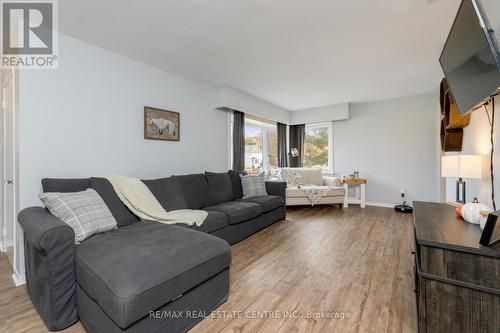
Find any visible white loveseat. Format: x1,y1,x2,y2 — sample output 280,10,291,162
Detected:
271,168,345,207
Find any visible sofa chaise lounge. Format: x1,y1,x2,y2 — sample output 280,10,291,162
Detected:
18,171,286,333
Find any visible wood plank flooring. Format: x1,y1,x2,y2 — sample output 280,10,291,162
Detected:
0,205,417,333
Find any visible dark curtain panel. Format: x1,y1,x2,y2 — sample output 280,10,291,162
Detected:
277,122,288,167
289,124,305,167
232,111,245,171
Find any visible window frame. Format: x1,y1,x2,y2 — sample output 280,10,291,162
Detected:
244,117,277,173
229,113,277,173
304,121,333,173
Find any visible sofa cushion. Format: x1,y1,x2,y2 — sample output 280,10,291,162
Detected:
286,186,345,198
90,177,139,227
41,178,90,193
204,201,262,225
75,221,231,329
177,210,228,233
205,172,233,204
142,177,188,211
295,168,323,185
228,170,246,200
172,174,215,209
238,195,284,213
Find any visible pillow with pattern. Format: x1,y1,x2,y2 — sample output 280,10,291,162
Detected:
280,169,305,187
39,188,117,244
239,172,268,198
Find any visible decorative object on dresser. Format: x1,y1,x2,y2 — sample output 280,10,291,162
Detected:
144,106,180,141
441,154,482,203
480,210,500,246
460,198,491,225
412,202,500,333
448,200,492,229
341,177,366,208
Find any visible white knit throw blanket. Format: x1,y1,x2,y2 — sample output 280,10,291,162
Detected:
105,175,207,226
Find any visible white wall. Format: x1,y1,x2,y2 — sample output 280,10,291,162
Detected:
289,103,349,125
18,34,229,209
334,93,441,206
214,86,290,124
482,0,500,34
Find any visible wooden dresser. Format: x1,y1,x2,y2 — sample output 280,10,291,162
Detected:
412,202,500,333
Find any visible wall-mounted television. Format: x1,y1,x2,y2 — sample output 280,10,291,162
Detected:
440,0,500,116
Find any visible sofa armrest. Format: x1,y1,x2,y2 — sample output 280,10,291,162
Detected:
323,176,342,187
19,207,74,251
18,207,78,330
265,181,287,205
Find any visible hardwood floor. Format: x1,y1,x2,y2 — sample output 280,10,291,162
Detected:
0,206,417,333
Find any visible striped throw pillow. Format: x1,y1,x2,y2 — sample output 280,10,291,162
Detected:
39,189,117,244
240,172,267,199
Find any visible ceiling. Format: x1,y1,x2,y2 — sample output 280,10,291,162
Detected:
59,0,461,110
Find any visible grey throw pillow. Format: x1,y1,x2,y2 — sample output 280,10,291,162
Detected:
240,172,267,199
39,188,117,244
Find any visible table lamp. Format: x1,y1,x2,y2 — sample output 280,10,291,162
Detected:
442,155,482,203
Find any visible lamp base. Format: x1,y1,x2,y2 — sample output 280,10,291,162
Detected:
456,178,466,203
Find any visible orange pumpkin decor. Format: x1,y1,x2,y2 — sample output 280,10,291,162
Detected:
448,201,464,219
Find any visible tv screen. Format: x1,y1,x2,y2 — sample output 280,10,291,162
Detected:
440,0,500,115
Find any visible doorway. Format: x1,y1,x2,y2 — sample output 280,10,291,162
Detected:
2,69,18,273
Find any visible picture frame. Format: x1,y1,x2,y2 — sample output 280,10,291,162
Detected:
144,106,180,141
480,211,500,246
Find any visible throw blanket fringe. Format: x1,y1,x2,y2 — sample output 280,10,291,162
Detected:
105,175,207,226
300,185,333,206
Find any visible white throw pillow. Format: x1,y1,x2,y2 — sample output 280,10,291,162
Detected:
280,168,305,187
240,172,268,198
39,189,117,244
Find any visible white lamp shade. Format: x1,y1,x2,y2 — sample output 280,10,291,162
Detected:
441,155,482,179
442,155,459,177
459,155,482,179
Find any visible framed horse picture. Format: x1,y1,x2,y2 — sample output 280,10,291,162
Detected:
144,106,180,141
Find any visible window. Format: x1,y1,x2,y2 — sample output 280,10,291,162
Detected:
244,118,277,174
303,122,332,171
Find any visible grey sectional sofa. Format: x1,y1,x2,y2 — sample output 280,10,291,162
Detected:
18,171,286,333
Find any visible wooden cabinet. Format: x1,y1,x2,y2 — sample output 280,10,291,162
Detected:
413,202,500,333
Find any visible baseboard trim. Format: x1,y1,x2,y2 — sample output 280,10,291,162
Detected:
12,271,26,287
365,202,397,208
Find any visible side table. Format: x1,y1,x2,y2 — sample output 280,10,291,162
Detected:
341,178,366,208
